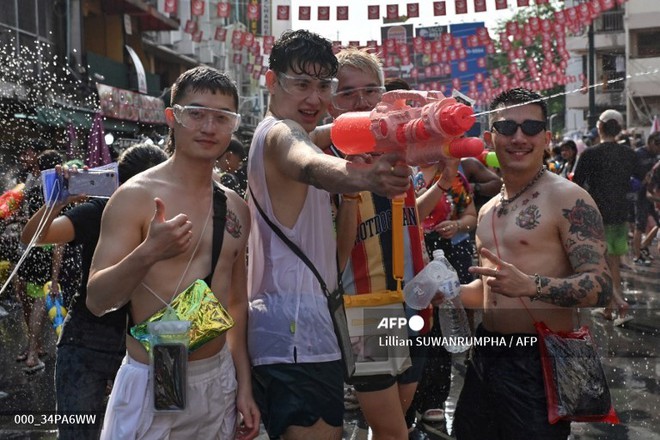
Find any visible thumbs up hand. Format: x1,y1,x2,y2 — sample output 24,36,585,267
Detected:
146,198,194,261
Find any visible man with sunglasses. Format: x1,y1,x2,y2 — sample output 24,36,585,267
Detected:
439,88,613,439
87,66,260,439
247,30,410,440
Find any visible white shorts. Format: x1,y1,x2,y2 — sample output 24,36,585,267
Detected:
100,344,237,440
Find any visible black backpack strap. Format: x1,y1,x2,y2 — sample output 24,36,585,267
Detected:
208,183,227,285
248,186,332,296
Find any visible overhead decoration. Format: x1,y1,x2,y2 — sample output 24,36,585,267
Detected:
217,2,230,18
160,0,629,88
337,6,349,20
299,6,311,20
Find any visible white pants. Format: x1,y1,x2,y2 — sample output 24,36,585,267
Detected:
100,345,237,440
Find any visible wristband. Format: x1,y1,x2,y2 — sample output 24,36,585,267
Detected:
437,180,451,192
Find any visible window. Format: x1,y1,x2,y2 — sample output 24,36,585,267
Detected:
636,30,660,58
0,1,17,27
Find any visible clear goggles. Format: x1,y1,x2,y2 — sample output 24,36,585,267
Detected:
172,104,241,133
276,72,338,99
331,86,386,110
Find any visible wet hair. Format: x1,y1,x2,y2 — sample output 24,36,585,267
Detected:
117,142,168,184
336,48,383,86
560,140,577,155
489,88,548,125
599,119,622,138
166,66,239,154
384,77,411,91
222,137,246,160
37,150,63,171
269,29,338,79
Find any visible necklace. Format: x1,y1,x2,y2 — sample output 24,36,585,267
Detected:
497,166,546,217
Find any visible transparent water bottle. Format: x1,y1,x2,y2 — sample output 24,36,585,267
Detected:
431,250,471,353
404,249,461,309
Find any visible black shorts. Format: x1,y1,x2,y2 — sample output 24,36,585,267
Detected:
252,361,344,439
453,325,571,440
351,338,427,393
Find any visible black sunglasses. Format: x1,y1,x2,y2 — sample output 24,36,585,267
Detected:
491,120,546,136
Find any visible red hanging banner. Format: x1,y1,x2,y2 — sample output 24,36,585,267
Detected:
368,5,380,19
455,0,468,14
407,3,420,18
243,32,255,47
386,4,399,19
299,6,310,20
247,4,260,20
433,2,447,16
337,6,349,20
164,0,177,14
474,0,487,13
214,27,227,41
217,2,230,18
517,0,530,6
184,19,197,34
600,0,616,11
495,0,508,9
191,0,205,16
277,5,289,20
231,30,244,45
318,6,330,20
192,30,203,43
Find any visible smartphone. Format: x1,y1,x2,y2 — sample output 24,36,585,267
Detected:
152,343,187,411
67,169,118,198
41,169,67,204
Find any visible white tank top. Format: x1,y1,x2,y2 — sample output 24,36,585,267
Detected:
247,116,340,365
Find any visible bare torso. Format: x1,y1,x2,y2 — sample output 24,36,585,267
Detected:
476,172,577,334
104,165,248,364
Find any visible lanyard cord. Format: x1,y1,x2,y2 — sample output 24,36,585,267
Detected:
142,189,213,309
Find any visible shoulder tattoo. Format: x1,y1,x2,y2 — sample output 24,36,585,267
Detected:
225,209,242,239
562,199,604,241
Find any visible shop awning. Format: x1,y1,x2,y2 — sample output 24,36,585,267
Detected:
35,107,140,133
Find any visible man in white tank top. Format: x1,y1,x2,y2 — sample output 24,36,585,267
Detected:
247,30,411,440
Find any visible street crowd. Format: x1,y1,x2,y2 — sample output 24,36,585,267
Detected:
0,29,658,440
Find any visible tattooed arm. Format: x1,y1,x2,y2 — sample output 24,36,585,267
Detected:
533,197,613,307
265,120,410,198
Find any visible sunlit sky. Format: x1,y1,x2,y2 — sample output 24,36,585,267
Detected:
288,0,530,44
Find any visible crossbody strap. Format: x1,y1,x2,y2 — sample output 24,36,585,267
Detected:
249,186,334,297
209,182,227,284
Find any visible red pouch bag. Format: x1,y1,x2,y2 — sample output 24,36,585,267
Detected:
535,321,619,424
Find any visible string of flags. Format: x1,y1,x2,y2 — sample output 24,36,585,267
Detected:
161,0,628,102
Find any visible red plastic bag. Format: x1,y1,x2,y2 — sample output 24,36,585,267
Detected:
535,321,619,424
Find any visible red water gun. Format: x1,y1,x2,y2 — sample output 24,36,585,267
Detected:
330,90,484,165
